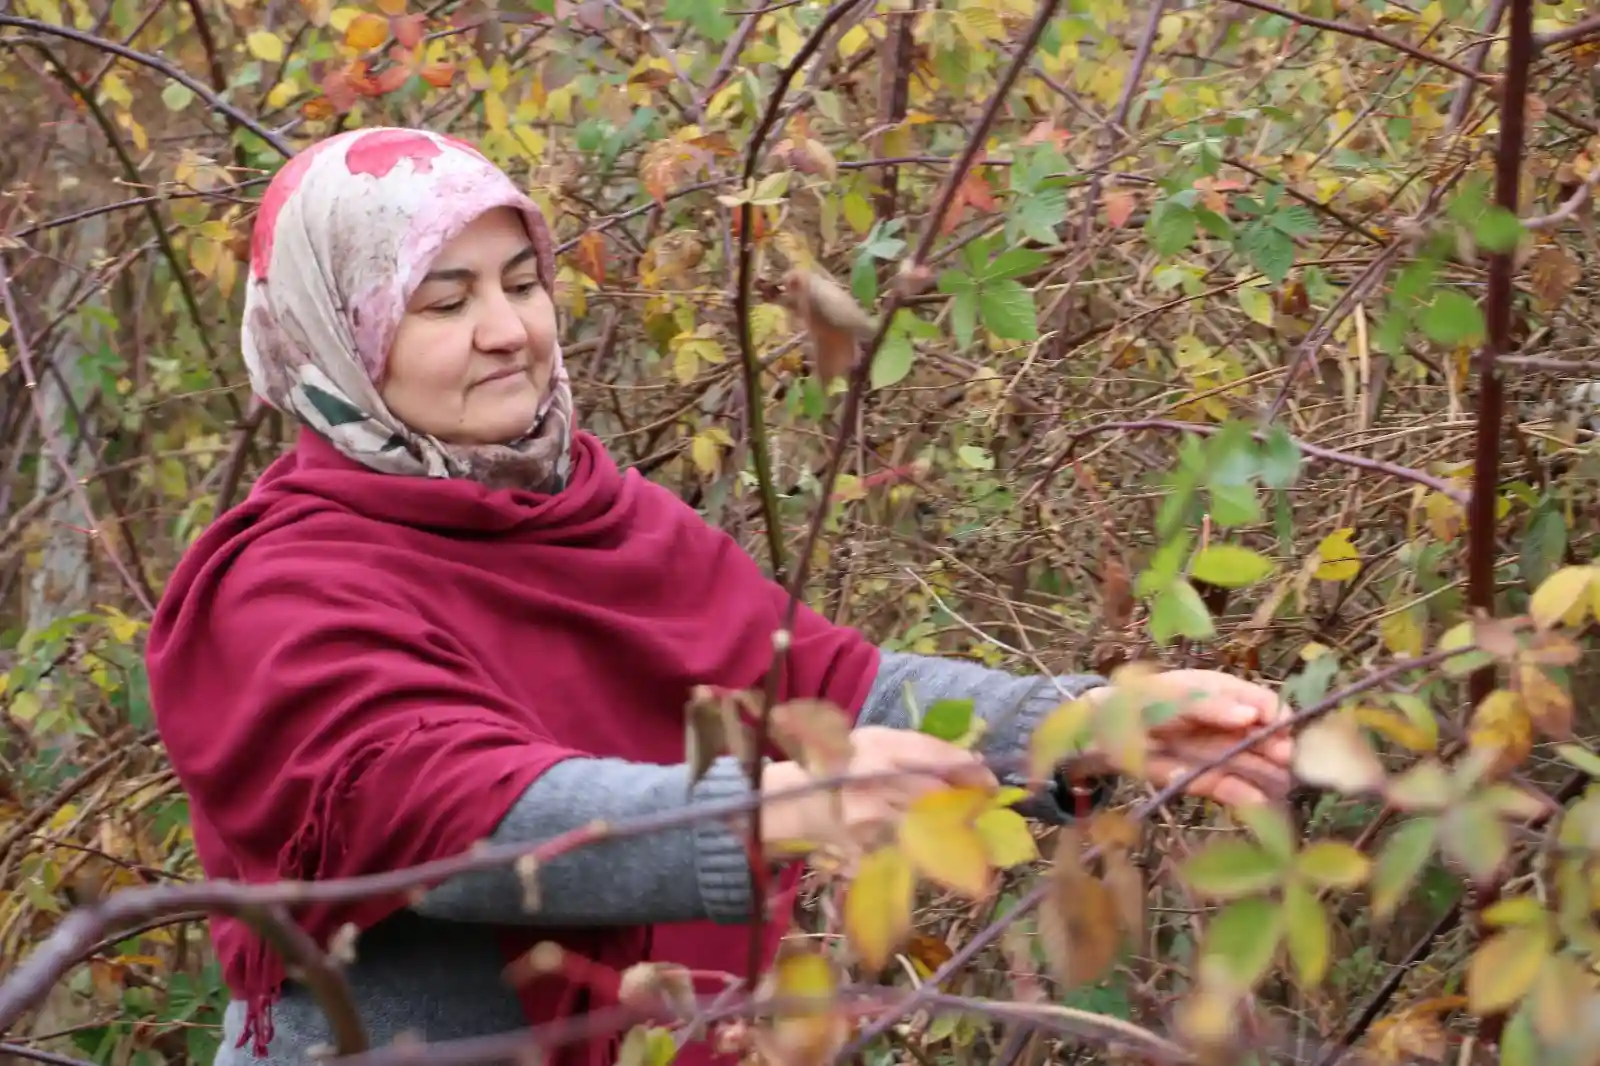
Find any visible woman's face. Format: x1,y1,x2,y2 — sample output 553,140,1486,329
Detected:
381,206,557,446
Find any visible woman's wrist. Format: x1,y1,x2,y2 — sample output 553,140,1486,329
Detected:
757,760,818,856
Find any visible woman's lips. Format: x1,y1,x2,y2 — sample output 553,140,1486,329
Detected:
476,366,526,387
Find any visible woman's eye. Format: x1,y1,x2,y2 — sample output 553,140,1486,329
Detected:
508,280,540,297
429,300,466,315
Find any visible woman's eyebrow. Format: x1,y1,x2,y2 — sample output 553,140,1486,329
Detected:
420,245,539,285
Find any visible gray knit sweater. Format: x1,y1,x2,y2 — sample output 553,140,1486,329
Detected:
214,651,1105,1064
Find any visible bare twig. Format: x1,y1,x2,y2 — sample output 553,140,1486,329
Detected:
1022,418,1470,506
0,256,153,615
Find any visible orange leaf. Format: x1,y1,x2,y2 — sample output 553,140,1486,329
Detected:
638,141,681,205
345,12,389,50
301,95,337,120
419,62,455,88
573,230,607,285
375,0,407,12
1105,191,1137,228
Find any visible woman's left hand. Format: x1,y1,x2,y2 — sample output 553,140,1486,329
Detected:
1082,668,1296,807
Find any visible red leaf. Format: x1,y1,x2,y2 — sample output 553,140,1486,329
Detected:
391,13,426,48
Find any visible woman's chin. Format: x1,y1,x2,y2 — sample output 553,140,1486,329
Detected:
460,394,546,445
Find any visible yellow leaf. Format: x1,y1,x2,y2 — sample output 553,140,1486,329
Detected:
1469,688,1533,776
10,689,40,725
974,808,1038,868
899,787,992,897
1237,285,1274,327
1378,609,1424,657
100,72,132,108
1027,696,1094,780
266,79,299,110
1351,706,1435,753
344,11,388,50
246,30,285,62
1466,923,1551,1015
843,845,914,972
758,947,847,1066
689,432,723,478
483,90,509,132
1528,565,1595,630
1314,527,1361,581
672,344,699,385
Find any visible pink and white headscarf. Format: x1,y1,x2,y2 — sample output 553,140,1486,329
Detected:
243,127,573,490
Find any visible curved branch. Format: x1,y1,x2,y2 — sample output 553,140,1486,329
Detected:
0,14,294,158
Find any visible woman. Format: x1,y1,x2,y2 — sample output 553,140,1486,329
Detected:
146,127,1294,1066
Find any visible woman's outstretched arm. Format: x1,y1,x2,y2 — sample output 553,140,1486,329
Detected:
417,651,1103,928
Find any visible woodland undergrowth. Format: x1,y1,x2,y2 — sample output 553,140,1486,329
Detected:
3,0,1600,1064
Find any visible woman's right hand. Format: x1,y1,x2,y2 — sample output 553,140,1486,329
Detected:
757,726,999,856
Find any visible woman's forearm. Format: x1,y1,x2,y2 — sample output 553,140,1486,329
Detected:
858,650,1106,757
412,754,755,927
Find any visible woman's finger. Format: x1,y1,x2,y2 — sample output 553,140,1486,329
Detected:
1146,755,1269,807
1151,719,1296,768
1160,670,1287,728
1155,737,1293,798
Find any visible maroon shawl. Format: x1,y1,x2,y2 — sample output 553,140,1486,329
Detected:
146,426,880,1065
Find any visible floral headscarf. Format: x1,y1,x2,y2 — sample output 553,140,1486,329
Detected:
243,127,573,491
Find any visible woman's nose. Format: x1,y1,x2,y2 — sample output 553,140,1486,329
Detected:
474,288,527,353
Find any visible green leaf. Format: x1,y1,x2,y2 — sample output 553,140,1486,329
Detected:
1371,817,1438,920
1419,289,1486,347
1180,839,1287,899
871,331,914,389
920,699,975,743
977,280,1038,340
1149,578,1215,645
1259,424,1302,489
661,0,731,41
1191,543,1276,588
938,271,978,349
1147,199,1197,256
162,81,196,110
1199,897,1284,990
1233,805,1296,861
1520,503,1568,588
985,247,1049,281
1253,228,1294,283
1012,189,1068,246
1440,799,1509,881
1206,482,1263,528
1294,841,1372,890
1283,881,1331,986
1474,206,1524,253
956,444,994,470
1271,205,1318,237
